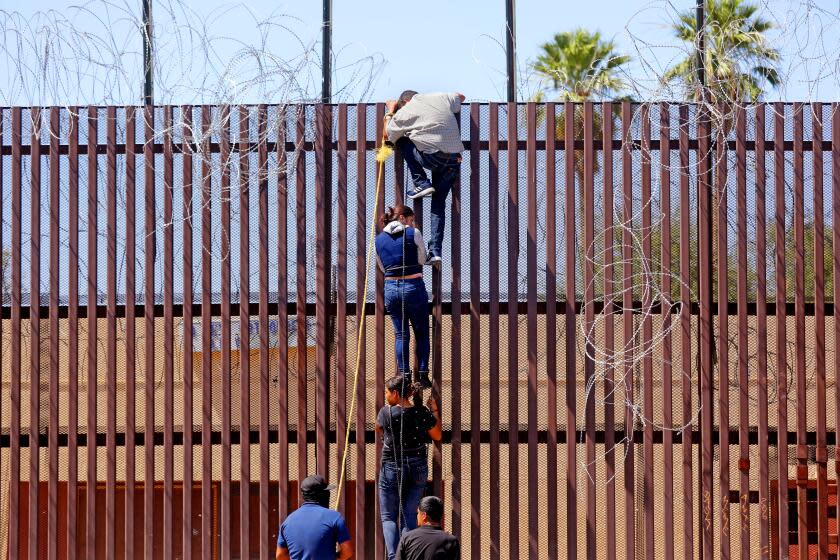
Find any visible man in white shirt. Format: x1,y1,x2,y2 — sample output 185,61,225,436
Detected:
384,91,466,265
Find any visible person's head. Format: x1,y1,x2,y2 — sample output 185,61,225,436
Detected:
384,375,420,406
300,474,335,508
416,496,444,526
379,204,415,229
395,90,417,111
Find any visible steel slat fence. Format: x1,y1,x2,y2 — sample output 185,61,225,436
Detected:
0,102,838,559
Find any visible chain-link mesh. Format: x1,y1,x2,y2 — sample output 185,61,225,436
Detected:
1,103,839,557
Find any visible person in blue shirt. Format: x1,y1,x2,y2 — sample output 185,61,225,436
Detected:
375,204,432,388
276,475,353,560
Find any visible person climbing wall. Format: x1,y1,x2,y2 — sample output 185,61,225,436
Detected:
375,204,432,388
383,91,465,266
375,376,442,560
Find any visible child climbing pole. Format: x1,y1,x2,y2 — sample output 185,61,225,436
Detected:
375,376,442,560
375,204,432,388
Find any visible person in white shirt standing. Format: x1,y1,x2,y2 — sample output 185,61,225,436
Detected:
384,91,465,266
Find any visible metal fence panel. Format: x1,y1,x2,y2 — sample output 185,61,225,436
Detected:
0,103,838,559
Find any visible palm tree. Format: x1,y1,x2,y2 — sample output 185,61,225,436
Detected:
532,30,631,300
664,0,780,105
533,29,630,103
532,29,630,221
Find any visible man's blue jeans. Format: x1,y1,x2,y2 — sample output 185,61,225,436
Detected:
378,456,429,560
396,137,460,258
383,278,430,376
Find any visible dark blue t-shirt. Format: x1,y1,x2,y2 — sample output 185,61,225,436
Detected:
277,502,351,559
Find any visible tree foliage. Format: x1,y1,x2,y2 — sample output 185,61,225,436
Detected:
664,0,781,105
532,29,631,212
533,29,630,102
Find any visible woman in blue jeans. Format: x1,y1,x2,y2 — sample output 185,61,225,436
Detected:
375,204,432,388
375,376,442,560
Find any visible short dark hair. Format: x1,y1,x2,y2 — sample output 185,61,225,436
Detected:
418,496,444,522
396,90,417,110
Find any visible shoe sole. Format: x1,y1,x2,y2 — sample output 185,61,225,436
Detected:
407,187,435,199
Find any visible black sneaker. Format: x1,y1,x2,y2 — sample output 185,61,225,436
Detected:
415,372,433,389
407,184,435,199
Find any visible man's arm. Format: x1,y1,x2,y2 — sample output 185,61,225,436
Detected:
384,116,406,143
426,396,443,442
276,524,289,559
337,540,353,560
333,514,353,559
383,99,401,143
375,407,385,435
448,92,466,113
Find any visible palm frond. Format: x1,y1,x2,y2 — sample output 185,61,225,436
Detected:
532,28,631,102
663,0,780,103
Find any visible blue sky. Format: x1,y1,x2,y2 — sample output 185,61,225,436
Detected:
3,0,840,105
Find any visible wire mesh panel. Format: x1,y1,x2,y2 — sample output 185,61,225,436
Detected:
1,102,839,559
